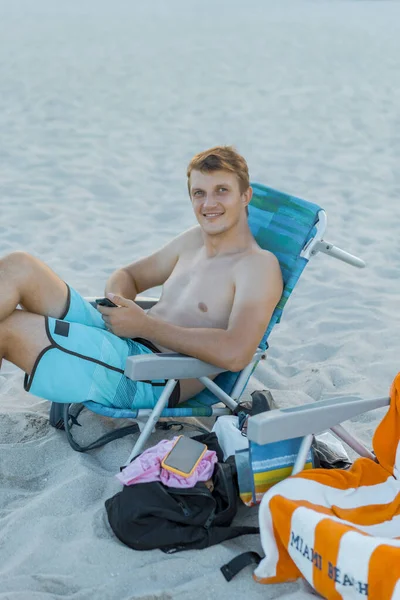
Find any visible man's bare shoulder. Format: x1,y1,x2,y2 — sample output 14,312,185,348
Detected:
235,247,282,278
232,247,283,301
172,225,203,255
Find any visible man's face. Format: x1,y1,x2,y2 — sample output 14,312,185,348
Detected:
189,170,249,235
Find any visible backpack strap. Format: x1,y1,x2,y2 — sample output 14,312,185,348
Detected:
62,403,140,452
51,403,211,453
220,550,263,582
161,526,260,555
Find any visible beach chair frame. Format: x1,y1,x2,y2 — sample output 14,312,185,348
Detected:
247,395,389,475
114,202,364,465
51,183,365,465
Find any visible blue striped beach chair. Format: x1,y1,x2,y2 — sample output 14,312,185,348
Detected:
50,183,365,464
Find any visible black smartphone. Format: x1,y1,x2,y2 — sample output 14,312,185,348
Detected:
161,436,208,478
95,297,118,308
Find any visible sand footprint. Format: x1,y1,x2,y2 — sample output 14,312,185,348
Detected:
0,412,50,444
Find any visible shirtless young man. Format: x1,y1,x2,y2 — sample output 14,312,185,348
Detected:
0,146,283,410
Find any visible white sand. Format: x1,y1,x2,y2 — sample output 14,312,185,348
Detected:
1,0,400,598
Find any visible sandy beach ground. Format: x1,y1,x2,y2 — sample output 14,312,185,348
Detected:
1,1,400,598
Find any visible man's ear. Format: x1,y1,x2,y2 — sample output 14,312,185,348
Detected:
242,186,253,209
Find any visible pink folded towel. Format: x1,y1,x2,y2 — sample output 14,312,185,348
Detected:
116,437,218,488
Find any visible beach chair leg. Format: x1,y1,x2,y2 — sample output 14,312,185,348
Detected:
123,378,178,466
198,376,239,411
330,424,376,461
292,434,314,475
136,416,155,433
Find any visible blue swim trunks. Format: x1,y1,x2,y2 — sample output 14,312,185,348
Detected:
24,285,180,410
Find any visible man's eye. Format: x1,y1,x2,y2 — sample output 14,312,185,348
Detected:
218,188,227,193
194,191,203,197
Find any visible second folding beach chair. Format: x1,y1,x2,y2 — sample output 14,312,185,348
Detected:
245,374,397,599
49,182,365,465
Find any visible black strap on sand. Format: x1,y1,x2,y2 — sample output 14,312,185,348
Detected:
220,551,263,582
55,404,210,453
62,403,140,452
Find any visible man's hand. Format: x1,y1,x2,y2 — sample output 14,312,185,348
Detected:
97,293,147,338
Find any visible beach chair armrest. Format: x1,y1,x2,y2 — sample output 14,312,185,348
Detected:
247,395,389,445
300,211,365,268
124,353,226,381
312,240,366,268
134,296,158,309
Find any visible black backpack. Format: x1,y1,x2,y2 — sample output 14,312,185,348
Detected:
105,434,259,553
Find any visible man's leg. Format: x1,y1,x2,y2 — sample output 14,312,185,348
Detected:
0,310,49,374
1,309,134,408
0,309,176,410
0,252,69,323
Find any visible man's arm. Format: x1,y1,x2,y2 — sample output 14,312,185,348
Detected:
104,227,199,299
103,252,283,372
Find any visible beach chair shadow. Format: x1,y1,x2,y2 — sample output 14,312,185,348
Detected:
49,183,365,465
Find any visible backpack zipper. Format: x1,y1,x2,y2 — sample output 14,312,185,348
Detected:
168,482,217,523
169,485,215,501
177,500,191,517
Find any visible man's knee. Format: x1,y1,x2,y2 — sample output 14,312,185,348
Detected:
1,251,35,273
0,252,40,288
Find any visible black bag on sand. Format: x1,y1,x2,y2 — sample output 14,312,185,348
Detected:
105,433,259,553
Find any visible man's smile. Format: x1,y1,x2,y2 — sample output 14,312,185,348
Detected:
203,212,224,219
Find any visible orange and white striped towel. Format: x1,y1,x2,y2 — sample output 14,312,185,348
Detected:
254,373,400,600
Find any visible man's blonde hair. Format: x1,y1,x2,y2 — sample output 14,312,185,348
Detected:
186,145,250,195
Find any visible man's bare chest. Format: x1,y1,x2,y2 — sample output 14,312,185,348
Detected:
153,256,236,329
